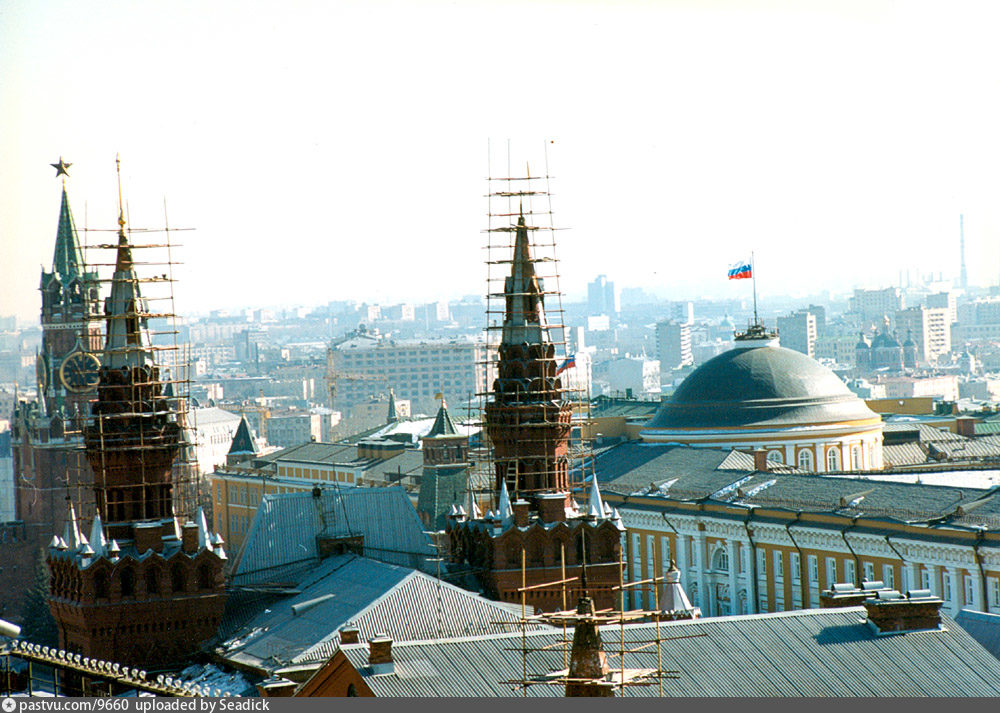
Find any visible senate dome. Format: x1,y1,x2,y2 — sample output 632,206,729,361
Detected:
640,328,884,472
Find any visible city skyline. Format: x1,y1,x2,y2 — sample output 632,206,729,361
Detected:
5,1,1000,321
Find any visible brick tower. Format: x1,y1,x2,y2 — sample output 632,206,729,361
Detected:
6,159,102,623
448,176,623,612
46,160,226,667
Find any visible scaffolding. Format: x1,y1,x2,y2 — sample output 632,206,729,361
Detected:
62,170,203,537
502,545,700,697
471,140,595,512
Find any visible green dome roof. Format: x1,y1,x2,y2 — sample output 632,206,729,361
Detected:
645,344,878,429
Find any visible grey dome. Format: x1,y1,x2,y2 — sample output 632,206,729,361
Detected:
645,344,879,429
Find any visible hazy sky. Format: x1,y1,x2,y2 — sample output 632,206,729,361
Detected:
4,0,1000,321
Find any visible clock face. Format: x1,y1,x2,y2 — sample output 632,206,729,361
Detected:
36,354,48,391
59,351,101,393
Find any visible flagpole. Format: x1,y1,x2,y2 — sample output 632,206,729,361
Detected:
751,251,758,326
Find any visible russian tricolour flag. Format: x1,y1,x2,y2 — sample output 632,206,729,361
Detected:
728,260,752,280
555,354,577,375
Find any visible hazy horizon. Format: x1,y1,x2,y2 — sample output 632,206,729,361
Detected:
5,1,1000,322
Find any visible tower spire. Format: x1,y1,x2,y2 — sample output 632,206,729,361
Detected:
49,158,84,283
103,155,152,370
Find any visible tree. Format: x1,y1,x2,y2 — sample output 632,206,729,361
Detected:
19,547,59,647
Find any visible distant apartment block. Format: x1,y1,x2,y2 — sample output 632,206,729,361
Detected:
587,274,619,316
655,320,693,369
328,330,487,413
815,335,858,367
605,356,660,397
850,287,904,322
895,306,951,364
264,410,325,448
926,291,958,324
776,310,818,358
880,374,958,402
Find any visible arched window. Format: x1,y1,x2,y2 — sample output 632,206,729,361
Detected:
94,571,108,600
766,450,784,464
797,449,814,471
197,563,214,590
171,563,186,593
120,567,135,598
711,548,729,572
145,568,160,595
826,448,840,472
851,446,862,470
347,684,358,697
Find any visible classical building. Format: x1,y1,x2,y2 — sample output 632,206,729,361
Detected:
595,442,1000,619
447,211,624,612
45,172,226,666
640,325,884,472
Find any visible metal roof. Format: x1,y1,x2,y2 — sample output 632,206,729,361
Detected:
338,607,1000,697
230,486,435,586
599,443,1000,527
644,345,878,429
954,608,1000,662
219,554,543,674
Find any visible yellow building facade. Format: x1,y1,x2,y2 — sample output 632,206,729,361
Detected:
604,483,1000,619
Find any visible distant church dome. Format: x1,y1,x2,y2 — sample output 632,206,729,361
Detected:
641,331,883,472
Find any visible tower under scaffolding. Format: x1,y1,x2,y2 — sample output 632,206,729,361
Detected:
468,143,595,511
503,546,700,697
71,181,203,529
447,143,622,612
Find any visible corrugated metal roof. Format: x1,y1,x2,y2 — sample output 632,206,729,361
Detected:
954,608,1000,662
231,486,435,585
339,608,1000,697
883,442,928,466
220,554,544,674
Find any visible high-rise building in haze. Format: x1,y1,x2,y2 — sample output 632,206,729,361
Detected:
587,275,619,317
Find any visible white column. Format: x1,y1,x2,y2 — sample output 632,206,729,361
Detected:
929,565,942,598
907,562,919,594
677,533,691,607
973,568,985,612
695,531,708,612
947,566,960,616
727,539,739,615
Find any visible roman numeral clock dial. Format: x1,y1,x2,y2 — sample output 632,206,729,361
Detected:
59,350,101,393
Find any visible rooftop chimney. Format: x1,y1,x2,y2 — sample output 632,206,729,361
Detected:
752,449,769,473
340,626,360,645
368,634,393,668
512,500,530,528
864,589,943,634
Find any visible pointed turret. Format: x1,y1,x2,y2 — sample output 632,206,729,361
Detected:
386,389,398,424
51,185,85,284
227,414,260,462
587,477,605,518
500,212,550,347
89,512,107,558
102,224,153,370
658,561,701,619
497,478,513,525
426,399,459,438
565,594,613,697
63,502,82,551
